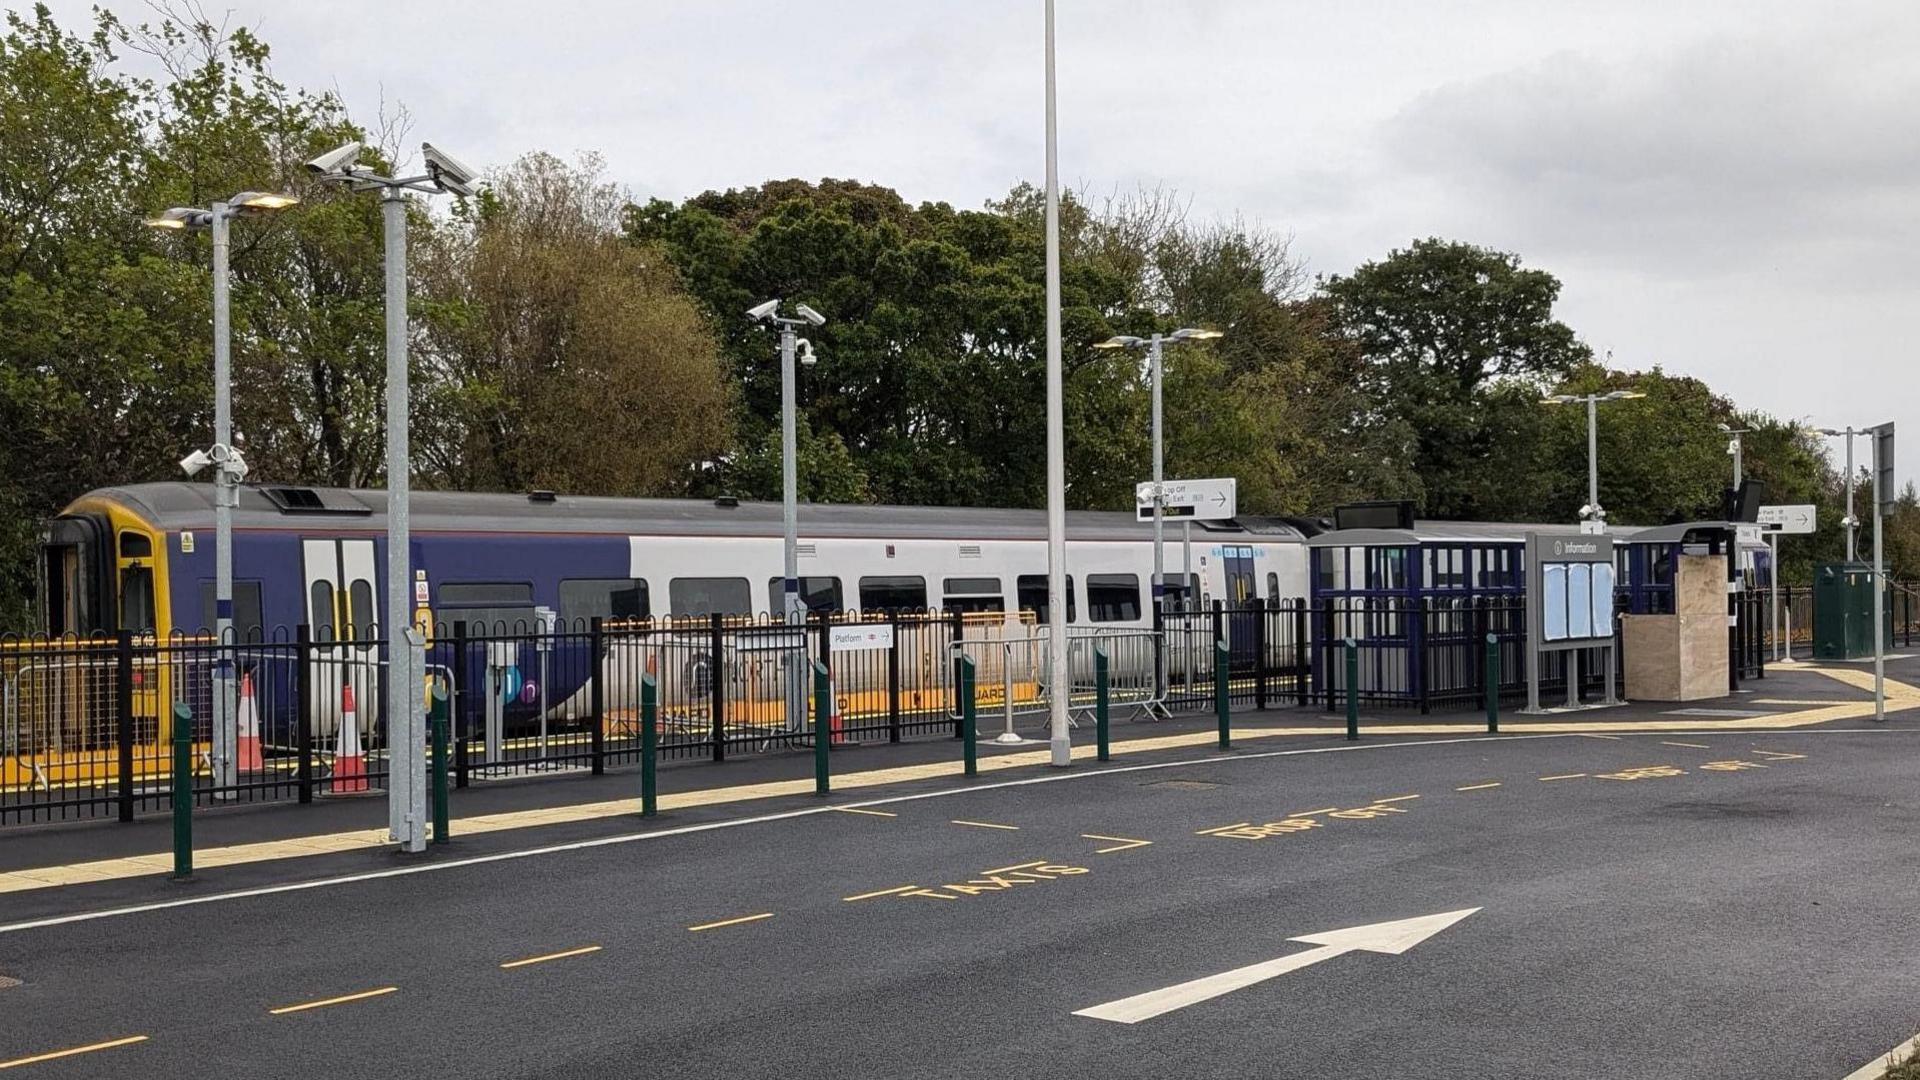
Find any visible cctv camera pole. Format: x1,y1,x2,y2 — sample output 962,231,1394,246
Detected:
1586,394,1601,528
1150,332,1166,614
1844,428,1858,561
1871,429,1886,721
780,321,801,625
210,202,236,792
1042,0,1071,767
380,185,426,853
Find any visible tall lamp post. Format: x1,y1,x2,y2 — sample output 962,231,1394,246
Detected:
1542,390,1646,532
1093,328,1222,611
1041,0,1070,767
147,191,298,792
309,139,478,854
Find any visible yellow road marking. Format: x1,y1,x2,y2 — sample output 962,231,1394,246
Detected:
1580,733,1623,740
1661,741,1712,749
1081,834,1153,854
269,986,397,1015
1455,782,1502,791
829,807,897,818
1195,822,1252,836
1288,806,1340,817
499,945,602,969
1752,750,1808,760
951,819,1020,830
979,860,1048,875
0,1035,149,1070
688,912,774,932
843,885,919,902
1539,773,1587,781
1373,794,1420,803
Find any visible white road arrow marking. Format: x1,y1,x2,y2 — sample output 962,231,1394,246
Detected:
1072,908,1480,1024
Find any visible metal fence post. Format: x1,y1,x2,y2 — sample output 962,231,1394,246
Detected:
589,617,606,775
115,630,135,822
1152,600,1167,702
430,680,450,844
960,655,978,777
1293,601,1309,707
1253,596,1269,711
887,610,902,743
452,621,470,790
709,612,726,763
295,625,314,804
172,702,193,878
813,660,831,796
1344,637,1360,741
1485,632,1500,734
1095,645,1110,762
816,609,834,747
1215,639,1231,751
641,674,658,817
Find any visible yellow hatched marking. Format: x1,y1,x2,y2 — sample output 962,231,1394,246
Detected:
1752,750,1807,760
1288,806,1340,817
1373,794,1420,804
1539,773,1587,782
979,860,1047,875
269,986,397,1015
688,912,774,932
0,1035,149,1070
1455,782,1502,791
1661,741,1712,749
1082,834,1153,854
951,819,1020,831
843,885,918,902
830,807,898,817
500,945,601,969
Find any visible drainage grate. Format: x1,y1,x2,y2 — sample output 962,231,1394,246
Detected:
1147,779,1221,790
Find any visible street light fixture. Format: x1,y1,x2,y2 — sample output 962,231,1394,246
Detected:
145,188,297,795
1093,327,1224,615
310,139,475,854
1541,390,1645,532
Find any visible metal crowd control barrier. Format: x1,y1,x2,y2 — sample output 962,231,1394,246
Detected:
1070,630,1164,724
948,628,1169,740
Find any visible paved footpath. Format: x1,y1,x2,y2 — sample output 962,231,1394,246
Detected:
2,701,1918,1077
1,657,1914,907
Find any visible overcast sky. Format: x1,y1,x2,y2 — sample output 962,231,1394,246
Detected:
54,0,1918,480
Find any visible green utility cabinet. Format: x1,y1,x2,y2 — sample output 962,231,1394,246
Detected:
1813,561,1890,660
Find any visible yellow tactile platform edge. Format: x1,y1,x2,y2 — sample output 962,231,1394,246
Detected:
1,667,1912,896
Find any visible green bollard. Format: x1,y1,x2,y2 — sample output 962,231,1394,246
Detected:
1484,633,1500,734
960,655,978,777
1215,639,1231,750
1344,637,1360,741
1094,646,1111,763
640,674,658,817
813,660,831,796
171,702,193,879
430,681,450,844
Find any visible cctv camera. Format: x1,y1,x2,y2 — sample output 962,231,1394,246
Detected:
1577,504,1593,518
306,141,363,176
421,142,478,197
180,449,213,477
797,339,817,367
795,303,826,327
746,299,780,322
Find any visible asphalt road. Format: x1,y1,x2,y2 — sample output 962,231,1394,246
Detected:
3,727,1918,1079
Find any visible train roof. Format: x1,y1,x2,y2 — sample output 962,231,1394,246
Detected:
1306,519,1757,547
71,482,1314,543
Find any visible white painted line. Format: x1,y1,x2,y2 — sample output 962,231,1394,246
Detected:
1840,1030,1920,1080
0,727,1895,936
1074,909,1479,1024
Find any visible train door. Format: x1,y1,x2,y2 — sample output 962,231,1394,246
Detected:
302,539,380,738
1223,545,1258,668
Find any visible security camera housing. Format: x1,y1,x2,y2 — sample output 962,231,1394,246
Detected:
421,142,479,197
746,299,780,322
180,449,213,477
797,340,817,367
795,303,827,327
306,141,363,176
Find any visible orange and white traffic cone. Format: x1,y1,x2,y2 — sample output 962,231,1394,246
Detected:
830,683,846,747
330,684,368,794
235,671,264,773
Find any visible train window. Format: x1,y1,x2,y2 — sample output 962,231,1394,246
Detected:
1086,574,1141,623
310,580,335,641
119,565,155,633
858,576,927,612
1266,572,1280,604
669,577,752,618
198,581,265,640
349,580,375,639
765,576,842,615
562,578,651,626
118,531,152,559
942,577,1004,615
1016,574,1075,624
1161,573,1201,612
439,581,537,634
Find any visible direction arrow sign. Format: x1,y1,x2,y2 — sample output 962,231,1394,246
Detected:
1072,907,1480,1024
1757,504,1816,535
1135,477,1237,522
